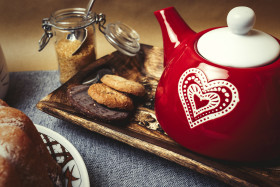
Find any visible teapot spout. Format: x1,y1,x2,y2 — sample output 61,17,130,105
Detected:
154,7,196,67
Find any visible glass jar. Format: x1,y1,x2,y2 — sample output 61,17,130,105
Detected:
39,8,97,83
39,7,140,84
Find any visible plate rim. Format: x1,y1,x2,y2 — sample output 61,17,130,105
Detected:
35,124,90,187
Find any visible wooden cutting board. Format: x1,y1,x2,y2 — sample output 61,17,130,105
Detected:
37,44,280,187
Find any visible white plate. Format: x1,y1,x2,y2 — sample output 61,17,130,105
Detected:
35,124,90,187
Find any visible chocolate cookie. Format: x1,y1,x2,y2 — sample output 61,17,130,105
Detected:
67,85,130,123
101,74,145,97
88,83,134,111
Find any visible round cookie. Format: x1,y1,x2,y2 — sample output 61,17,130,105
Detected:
101,74,145,97
88,83,134,111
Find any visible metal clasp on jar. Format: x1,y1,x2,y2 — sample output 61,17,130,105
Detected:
96,13,106,34
38,18,53,52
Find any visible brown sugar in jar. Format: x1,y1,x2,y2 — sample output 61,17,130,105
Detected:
55,26,96,83
38,8,98,84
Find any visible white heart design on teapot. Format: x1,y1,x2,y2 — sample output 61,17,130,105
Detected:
178,68,239,128
187,84,220,118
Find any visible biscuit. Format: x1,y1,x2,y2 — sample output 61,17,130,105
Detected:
101,74,145,97
88,83,134,111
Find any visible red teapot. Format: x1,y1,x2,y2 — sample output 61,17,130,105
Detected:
154,6,280,162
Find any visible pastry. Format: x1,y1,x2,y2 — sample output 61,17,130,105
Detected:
0,99,8,106
88,83,134,111
101,74,146,97
0,100,63,187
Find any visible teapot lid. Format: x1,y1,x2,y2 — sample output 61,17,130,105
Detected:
197,6,280,68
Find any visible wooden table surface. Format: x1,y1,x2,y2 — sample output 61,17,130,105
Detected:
0,0,279,72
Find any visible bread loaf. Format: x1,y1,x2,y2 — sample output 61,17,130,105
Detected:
0,100,63,187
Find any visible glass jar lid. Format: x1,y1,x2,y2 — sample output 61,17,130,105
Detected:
104,22,140,56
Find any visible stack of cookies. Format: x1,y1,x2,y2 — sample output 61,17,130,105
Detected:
67,74,145,124
88,74,145,111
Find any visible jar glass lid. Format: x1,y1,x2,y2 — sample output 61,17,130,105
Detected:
104,22,140,56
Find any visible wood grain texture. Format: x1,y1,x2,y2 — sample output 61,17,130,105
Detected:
37,44,280,187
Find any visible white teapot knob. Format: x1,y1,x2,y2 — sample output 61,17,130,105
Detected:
227,6,255,35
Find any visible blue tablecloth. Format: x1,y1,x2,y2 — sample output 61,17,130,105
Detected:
4,71,227,187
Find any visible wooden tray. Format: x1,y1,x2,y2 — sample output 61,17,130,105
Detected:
37,44,280,187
